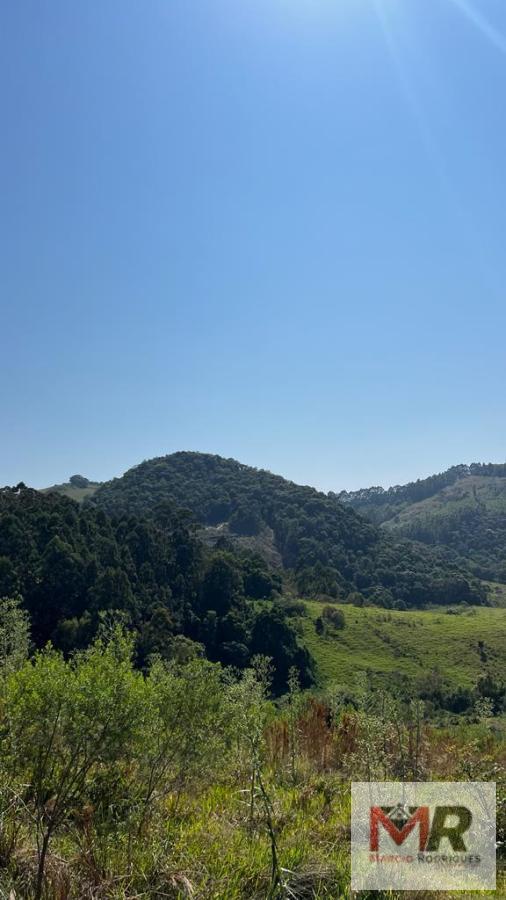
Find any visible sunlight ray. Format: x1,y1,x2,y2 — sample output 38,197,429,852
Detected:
447,0,506,55
371,0,447,182
371,0,496,294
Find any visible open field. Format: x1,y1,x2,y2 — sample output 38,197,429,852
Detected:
42,482,100,502
301,601,506,692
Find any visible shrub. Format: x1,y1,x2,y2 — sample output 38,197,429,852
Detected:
321,606,346,630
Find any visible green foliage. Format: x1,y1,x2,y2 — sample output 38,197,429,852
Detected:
0,622,501,898
0,486,310,689
321,606,346,630
340,464,506,583
3,631,144,897
137,656,234,834
87,452,487,608
285,666,304,785
249,605,314,693
229,503,263,536
338,461,506,517
69,475,90,488
43,475,101,503
0,594,30,677
303,600,506,715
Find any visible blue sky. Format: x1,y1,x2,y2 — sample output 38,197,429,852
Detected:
2,0,506,492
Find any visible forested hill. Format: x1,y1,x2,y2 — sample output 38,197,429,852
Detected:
338,463,506,582
0,485,311,691
86,452,486,608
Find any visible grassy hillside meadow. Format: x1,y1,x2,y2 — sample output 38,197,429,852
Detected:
42,481,100,502
301,600,506,694
383,475,506,533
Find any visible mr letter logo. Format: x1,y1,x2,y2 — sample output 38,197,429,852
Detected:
370,804,472,852
351,782,496,891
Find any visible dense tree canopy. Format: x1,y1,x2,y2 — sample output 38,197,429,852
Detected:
86,452,487,607
0,454,491,702
0,486,312,690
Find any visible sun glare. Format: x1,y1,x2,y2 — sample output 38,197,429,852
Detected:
447,0,506,55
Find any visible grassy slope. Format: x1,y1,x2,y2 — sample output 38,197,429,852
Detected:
301,601,506,690
42,482,100,502
383,475,506,532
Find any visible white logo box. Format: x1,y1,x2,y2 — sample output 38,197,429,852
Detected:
351,781,496,891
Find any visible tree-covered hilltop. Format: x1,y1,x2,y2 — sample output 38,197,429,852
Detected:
86,452,487,608
338,463,506,582
0,486,312,690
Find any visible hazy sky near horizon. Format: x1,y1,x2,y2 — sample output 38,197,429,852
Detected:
2,0,506,493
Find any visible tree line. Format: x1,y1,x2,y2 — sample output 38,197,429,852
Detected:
0,486,311,690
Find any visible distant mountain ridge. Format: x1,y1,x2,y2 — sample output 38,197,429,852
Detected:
84,451,486,609
338,462,506,582
337,463,506,512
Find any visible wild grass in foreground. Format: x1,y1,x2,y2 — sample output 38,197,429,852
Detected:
0,603,503,899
